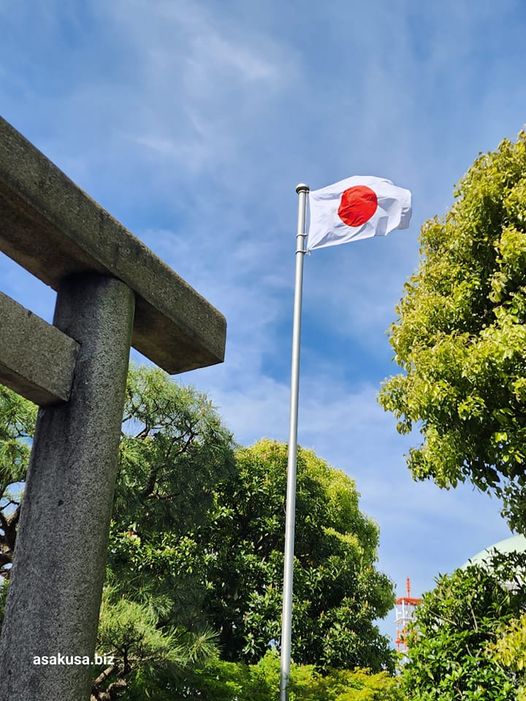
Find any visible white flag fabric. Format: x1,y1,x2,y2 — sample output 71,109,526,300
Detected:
307,175,412,251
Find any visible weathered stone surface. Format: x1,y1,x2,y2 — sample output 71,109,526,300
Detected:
0,116,226,374
0,291,78,405
0,274,135,701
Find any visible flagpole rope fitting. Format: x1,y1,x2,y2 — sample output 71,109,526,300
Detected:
296,185,309,254
296,233,307,254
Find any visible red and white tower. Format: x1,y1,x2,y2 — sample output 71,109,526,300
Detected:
395,577,421,653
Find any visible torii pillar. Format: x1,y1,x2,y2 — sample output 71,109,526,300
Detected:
0,116,226,700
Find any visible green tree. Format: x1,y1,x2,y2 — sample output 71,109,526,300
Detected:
108,394,395,671
168,651,402,701
199,440,395,671
0,386,36,580
91,586,216,701
401,552,526,700
490,611,526,700
379,131,526,531
108,365,236,631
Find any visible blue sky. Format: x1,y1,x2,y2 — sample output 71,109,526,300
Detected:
1,0,525,639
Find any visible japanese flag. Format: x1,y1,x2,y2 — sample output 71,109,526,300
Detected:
307,175,412,251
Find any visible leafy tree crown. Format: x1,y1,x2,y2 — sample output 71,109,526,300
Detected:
380,131,526,530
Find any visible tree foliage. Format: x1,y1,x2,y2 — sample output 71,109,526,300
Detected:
110,428,395,672
109,365,236,631
0,386,36,578
169,651,402,701
401,552,526,700
490,611,526,700
199,439,395,671
379,132,526,530
91,586,216,700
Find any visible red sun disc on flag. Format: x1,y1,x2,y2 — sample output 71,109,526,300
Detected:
338,185,378,227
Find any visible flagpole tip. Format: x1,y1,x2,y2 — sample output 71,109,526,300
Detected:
296,183,309,194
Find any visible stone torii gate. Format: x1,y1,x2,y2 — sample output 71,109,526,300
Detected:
0,116,226,700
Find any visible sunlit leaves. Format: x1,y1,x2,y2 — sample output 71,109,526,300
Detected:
490,612,526,699
380,131,526,530
0,386,36,486
402,553,526,700
169,651,403,701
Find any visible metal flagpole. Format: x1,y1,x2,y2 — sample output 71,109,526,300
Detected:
280,183,309,701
